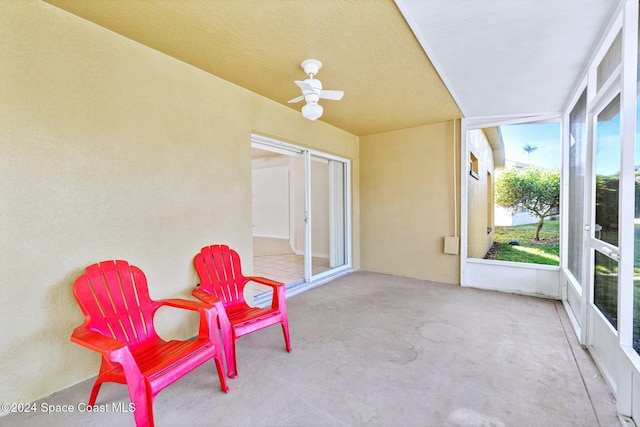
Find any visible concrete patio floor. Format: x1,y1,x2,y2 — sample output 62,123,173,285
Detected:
2,271,620,426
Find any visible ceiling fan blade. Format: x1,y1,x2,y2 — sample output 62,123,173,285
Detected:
288,95,305,103
320,90,344,101
295,80,314,92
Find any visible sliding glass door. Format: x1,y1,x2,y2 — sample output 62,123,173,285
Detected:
252,135,351,289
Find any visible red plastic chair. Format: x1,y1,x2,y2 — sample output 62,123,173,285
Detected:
192,244,291,378
70,260,228,427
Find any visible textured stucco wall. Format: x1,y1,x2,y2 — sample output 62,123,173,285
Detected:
360,122,460,284
466,129,495,259
0,0,358,406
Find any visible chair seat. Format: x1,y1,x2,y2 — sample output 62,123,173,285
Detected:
130,339,212,378
226,307,281,327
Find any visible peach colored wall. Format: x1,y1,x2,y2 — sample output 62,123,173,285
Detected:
0,0,358,407
360,122,460,284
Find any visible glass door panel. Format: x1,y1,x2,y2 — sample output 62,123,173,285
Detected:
310,155,331,277
309,155,347,278
251,145,305,289
633,19,640,356
328,159,347,269
635,93,640,354
594,94,621,246
592,93,621,330
594,251,619,328
568,90,587,286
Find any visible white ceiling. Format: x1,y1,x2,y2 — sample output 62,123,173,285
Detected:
44,0,622,134
397,0,621,118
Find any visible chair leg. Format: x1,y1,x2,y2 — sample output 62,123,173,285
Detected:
220,326,237,378
127,382,154,427
88,380,103,406
227,338,239,378
281,321,292,352
214,357,229,393
89,361,112,406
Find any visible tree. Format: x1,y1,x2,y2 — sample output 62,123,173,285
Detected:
495,167,560,241
522,144,538,165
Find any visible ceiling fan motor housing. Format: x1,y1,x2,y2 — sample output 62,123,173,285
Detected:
301,78,322,103
301,59,322,77
305,92,320,103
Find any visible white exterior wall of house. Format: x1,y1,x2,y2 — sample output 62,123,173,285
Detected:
466,129,495,258
494,206,539,226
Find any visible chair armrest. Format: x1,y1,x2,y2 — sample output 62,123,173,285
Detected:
71,326,143,383
247,276,286,310
160,296,224,344
246,276,284,289
71,326,127,354
191,287,231,337
158,298,214,312
191,288,223,305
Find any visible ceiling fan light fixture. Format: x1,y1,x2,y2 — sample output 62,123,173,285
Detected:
302,101,323,121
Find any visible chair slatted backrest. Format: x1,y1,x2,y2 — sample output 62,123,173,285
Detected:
72,260,159,347
195,245,247,309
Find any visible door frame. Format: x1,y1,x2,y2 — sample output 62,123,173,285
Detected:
584,84,622,392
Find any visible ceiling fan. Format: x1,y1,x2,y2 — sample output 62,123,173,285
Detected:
288,59,344,121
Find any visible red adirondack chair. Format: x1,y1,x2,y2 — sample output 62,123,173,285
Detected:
70,260,229,427
192,244,292,378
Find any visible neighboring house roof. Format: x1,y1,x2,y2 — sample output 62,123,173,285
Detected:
483,127,505,170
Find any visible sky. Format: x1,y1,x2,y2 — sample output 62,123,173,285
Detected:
595,115,621,176
499,123,561,170
499,110,628,176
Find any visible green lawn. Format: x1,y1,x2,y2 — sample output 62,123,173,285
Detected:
486,220,560,265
